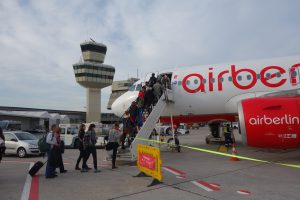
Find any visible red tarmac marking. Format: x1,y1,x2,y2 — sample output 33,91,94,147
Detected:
191,181,221,192
29,174,39,200
237,189,251,195
162,166,185,176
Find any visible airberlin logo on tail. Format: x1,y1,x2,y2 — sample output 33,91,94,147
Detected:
182,63,300,93
249,115,300,125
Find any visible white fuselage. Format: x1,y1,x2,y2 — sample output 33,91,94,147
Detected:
112,55,300,118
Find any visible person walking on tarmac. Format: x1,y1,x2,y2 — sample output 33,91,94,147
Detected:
45,125,59,178
82,124,100,173
106,122,122,169
224,124,233,147
0,127,5,163
75,124,90,170
54,128,67,173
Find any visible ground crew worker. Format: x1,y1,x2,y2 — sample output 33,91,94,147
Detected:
223,124,233,147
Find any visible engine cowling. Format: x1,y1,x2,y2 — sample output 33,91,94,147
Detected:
238,97,300,149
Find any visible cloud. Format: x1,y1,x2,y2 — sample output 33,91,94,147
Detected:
0,0,300,113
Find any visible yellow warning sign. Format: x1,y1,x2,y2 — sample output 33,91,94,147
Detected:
137,144,163,182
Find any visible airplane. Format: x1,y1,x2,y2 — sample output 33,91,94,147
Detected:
111,55,300,149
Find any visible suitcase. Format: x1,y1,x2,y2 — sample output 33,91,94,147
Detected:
28,161,45,177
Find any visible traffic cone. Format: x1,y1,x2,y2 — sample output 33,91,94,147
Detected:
230,143,240,161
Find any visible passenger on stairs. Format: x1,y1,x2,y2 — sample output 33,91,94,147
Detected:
148,73,157,87
144,85,154,114
161,74,171,90
129,101,138,128
121,111,131,149
153,80,163,106
137,86,146,129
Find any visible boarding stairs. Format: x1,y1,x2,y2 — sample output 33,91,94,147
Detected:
130,89,174,160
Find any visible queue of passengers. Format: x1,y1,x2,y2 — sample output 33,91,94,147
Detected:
46,122,122,178
119,73,171,148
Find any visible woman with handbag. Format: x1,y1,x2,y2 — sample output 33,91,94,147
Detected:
54,128,67,173
106,122,122,169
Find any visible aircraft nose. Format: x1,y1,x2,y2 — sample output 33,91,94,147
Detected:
111,98,125,117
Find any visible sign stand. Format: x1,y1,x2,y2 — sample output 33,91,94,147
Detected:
148,178,162,187
136,144,163,187
134,172,150,178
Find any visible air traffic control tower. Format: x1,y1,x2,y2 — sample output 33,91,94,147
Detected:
73,40,115,122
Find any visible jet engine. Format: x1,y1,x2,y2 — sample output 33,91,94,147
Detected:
238,97,300,149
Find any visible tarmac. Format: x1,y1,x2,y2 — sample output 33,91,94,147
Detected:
1,127,300,200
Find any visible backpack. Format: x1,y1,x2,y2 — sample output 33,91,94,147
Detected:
38,134,50,153
83,132,92,147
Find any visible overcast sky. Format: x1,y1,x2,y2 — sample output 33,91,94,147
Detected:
0,0,300,113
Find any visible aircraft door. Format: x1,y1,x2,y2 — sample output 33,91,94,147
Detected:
289,64,300,86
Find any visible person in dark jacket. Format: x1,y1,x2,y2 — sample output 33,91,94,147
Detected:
54,128,67,173
120,111,131,149
148,73,157,87
81,124,100,173
75,124,89,170
0,127,5,163
144,86,154,114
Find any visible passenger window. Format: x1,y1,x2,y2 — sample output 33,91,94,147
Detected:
228,77,232,82
210,78,215,83
247,75,251,80
194,79,198,84
136,84,142,91
186,80,190,85
67,128,71,135
276,72,281,77
4,133,16,141
202,79,206,84
266,73,271,78
219,77,224,82
237,76,242,81
256,74,261,79
60,128,65,135
291,71,297,77
129,85,135,91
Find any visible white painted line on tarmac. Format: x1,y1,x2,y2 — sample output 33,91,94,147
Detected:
21,162,34,200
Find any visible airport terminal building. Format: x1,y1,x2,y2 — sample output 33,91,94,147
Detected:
0,106,120,131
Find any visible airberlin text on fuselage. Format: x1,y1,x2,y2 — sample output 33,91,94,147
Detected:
249,115,300,125
182,63,300,93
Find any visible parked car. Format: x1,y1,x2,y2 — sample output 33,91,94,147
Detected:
3,131,40,158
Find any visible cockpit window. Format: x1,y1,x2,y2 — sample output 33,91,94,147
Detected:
129,85,135,91
136,84,142,91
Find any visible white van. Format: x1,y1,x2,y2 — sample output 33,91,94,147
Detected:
59,123,106,149
59,124,80,148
